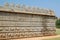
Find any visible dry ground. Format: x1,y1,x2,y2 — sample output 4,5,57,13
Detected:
11,35,60,40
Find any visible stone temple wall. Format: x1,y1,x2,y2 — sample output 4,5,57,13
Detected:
0,11,56,39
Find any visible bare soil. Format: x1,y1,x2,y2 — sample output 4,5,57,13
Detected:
11,35,60,40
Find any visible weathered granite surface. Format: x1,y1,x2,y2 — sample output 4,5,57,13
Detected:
0,3,57,39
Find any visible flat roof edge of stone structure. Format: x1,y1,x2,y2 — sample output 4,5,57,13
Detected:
0,3,56,17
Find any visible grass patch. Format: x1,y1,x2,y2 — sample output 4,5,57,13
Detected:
56,29,60,35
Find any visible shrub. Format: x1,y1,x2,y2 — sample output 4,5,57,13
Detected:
56,19,60,28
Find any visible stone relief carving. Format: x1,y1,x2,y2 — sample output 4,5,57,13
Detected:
4,2,9,8
16,4,20,8
3,3,54,14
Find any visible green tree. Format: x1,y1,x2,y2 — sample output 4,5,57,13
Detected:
56,19,60,28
